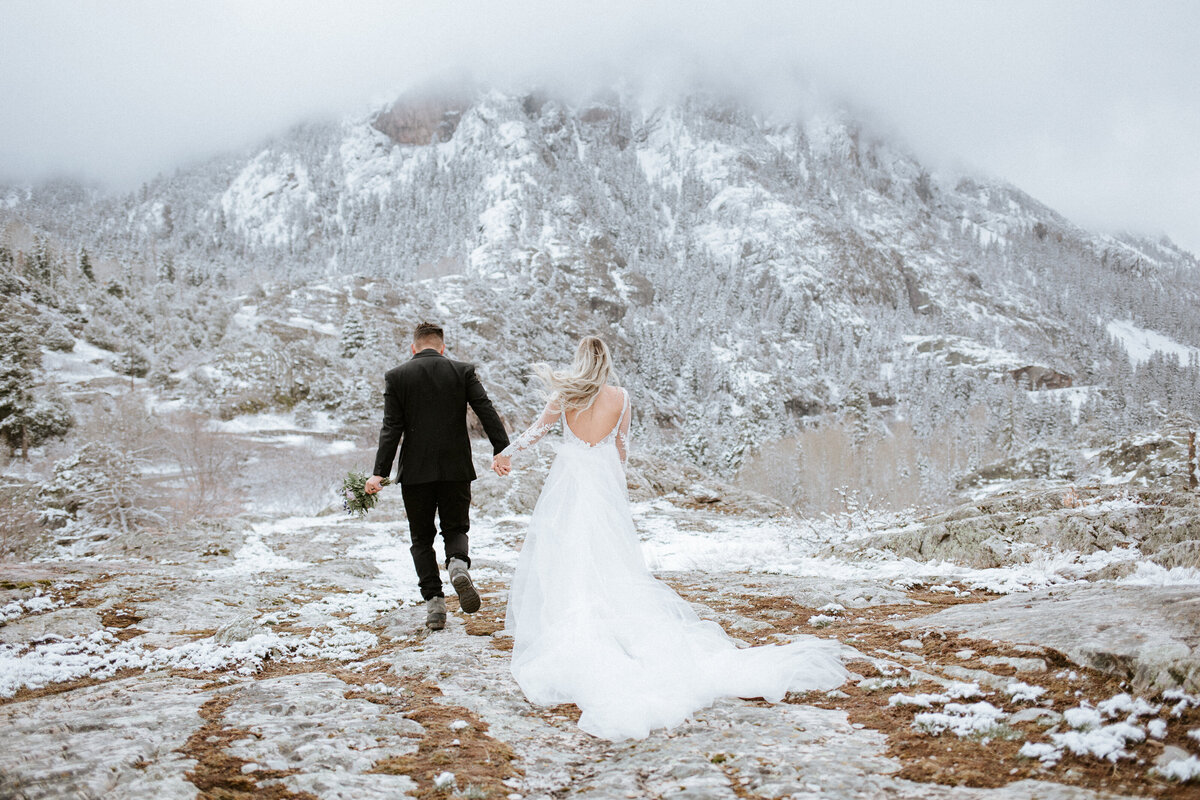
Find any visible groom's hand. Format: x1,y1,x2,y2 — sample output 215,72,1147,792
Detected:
365,475,385,494
492,455,511,476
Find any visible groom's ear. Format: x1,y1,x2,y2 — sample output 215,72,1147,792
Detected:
410,342,417,355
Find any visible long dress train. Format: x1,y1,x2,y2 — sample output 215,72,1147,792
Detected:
500,387,847,740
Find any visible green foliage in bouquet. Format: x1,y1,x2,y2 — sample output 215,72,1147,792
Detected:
342,470,390,517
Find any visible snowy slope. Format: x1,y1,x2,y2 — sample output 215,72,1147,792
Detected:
3,85,1199,479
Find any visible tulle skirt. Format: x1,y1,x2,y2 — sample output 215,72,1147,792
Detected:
504,442,847,740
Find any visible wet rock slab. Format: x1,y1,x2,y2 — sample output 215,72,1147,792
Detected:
894,583,1200,692
0,674,208,800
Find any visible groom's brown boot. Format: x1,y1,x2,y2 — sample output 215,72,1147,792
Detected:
425,596,446,631
448,557,480,614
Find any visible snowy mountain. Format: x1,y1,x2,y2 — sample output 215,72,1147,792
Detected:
3,85,1199,508
5,88,1200,799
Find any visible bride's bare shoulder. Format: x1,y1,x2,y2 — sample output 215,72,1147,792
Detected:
605,385,628,404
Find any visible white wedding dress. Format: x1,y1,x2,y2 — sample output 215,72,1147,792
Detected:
500,387,847,740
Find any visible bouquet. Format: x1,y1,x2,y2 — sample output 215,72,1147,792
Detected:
342,470,391,517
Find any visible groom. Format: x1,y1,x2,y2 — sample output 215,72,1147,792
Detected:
365,322,510,631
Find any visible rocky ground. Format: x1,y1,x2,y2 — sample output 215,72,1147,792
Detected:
3,476,1200,799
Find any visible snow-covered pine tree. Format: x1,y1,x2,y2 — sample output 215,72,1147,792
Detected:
78,246,94,282
157,253,176,283
0,308,73,457
0,311,39,455
340,310,366,358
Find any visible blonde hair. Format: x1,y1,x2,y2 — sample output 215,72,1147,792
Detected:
532,336,617,411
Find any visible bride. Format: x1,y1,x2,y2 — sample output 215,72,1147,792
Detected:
491,336,847,740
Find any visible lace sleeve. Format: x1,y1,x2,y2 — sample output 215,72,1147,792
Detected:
616,389,631,467
500,397,562,458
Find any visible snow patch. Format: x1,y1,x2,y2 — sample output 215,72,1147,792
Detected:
1005,682,1046,703
913,702,1009,738
1156,754,1200,783
1106,319,1200,367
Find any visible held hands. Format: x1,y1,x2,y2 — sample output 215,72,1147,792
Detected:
364,475,385,495
492,454,512,477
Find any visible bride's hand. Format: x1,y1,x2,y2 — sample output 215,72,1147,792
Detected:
492,454,512,476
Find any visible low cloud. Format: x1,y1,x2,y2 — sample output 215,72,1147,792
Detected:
1,0,1197,252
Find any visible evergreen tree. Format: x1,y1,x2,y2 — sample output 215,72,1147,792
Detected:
0,312,39,454
157,253,176,283
0,309,70,456
340,310,366,358
78,246,94,281
844,380,871,445
29,236,51,284
185,259,206,287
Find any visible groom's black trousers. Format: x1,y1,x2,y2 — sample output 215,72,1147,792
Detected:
400,480,472,600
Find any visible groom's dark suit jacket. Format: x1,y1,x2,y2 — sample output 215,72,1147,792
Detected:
372,349,510,485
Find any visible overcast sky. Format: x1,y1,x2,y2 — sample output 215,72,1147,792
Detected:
2,1,1198,254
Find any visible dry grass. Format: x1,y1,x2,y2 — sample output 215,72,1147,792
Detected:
100,605,146,641
369,678,522,799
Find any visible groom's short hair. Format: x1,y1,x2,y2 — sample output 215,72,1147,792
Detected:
414,322,444,347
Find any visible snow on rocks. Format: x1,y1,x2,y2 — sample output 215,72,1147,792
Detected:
880,680,981,710
1004,681,1047,703
4,494,1199,798
888,692,951,708
943,681,984,699
893,583,1200,695
1020,696,1164,767
0,622,377,698
1062,706,1103,731
0,592,61,621
0,674,211,799
912,701,1011,739
1155,754,1200,783
1018,741,1062,765
1095,692,1158,719
1164,688,1200,717
1050,721,1145,762
204,533,311,576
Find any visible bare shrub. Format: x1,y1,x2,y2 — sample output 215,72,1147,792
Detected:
160,411,246,520
74,390,162,453
38,393,168,534
59,394,244,526
737,407,1009,514
0,479,43,559
241,432,375,517
42,442,163,533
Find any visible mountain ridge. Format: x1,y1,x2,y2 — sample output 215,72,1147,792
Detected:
2,84,1198,507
